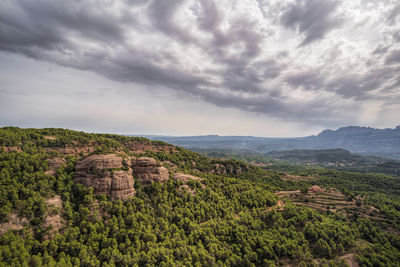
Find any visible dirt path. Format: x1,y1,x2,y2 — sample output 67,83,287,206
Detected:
340,253,359,267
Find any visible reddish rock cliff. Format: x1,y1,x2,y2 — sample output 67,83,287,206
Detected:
74,154,135,200
131,157,169,184
74,155,171,199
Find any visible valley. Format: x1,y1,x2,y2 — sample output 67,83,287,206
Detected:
144,125,400,160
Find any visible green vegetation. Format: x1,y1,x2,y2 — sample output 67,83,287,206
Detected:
200,148,400,176
0,127,399,266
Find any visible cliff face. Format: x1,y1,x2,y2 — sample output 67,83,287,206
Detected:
74,154,136,200
131,157,169,185
43,141,175,157
124,142,176,154
74,155,170,199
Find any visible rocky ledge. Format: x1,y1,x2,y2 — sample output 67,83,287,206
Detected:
74,154,136,200
132,157,169,185
74,154,170,199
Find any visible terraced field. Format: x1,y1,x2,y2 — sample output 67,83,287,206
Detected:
276,186,390,223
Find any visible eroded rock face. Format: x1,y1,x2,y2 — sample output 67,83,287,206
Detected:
45,146,96,156
45,157,67,175
125,142,176,154
74,155,171,199
173,172,203,183
1,146,22,153
132,157,169,184
74,154,135,200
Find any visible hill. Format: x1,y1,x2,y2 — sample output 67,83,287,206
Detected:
266,149,400,176
0,127,399,266
143,125,400,159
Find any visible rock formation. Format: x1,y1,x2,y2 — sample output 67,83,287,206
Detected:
173,172,203,183
74,154,135,200
131,157,169,185
125,142,176,154
45,157,67,175
45,146,96,156
74,155,171,199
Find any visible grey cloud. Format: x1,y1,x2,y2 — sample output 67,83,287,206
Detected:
328,66,400,99
393,31,400,42
93,49,211,93
286,71,323,90
0,1,127,48
373,45,390,55
281,0,342,45
387,4,400,24
386,50,400,65
197,88,344,125
211,17,263,60
261,60,282,80
148,0,196,43
0,0,399,126
197,0,220,31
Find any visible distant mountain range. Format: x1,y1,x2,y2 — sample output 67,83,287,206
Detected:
142,126,400,159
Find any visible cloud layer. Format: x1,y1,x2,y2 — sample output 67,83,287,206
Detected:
0,0,399,128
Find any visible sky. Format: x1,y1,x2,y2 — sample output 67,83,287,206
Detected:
0,0,399,137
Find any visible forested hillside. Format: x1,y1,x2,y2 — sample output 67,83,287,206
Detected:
201,149,400,176
0,127,399,266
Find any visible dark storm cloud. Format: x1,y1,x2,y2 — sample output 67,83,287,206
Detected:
0,0,399,126
0,1,127,53
281,0,342,45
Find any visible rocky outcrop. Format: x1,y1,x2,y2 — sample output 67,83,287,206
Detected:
45,146,96,156
74,154,135,200
132,157,169,184
74,155,171,199
0,213,28,234
178,184,197,195
1,146,22,153
44,140,176,157
309,185,323,192
46,195,63,208
174,173,204,195
125,142,176,154
45,157,67,175
173,172,203,183
42,196,64,239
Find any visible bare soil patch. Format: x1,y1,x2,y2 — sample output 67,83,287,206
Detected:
0,213,28,234
46,195,63,208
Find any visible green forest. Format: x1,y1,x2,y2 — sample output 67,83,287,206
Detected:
0,127,399,266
